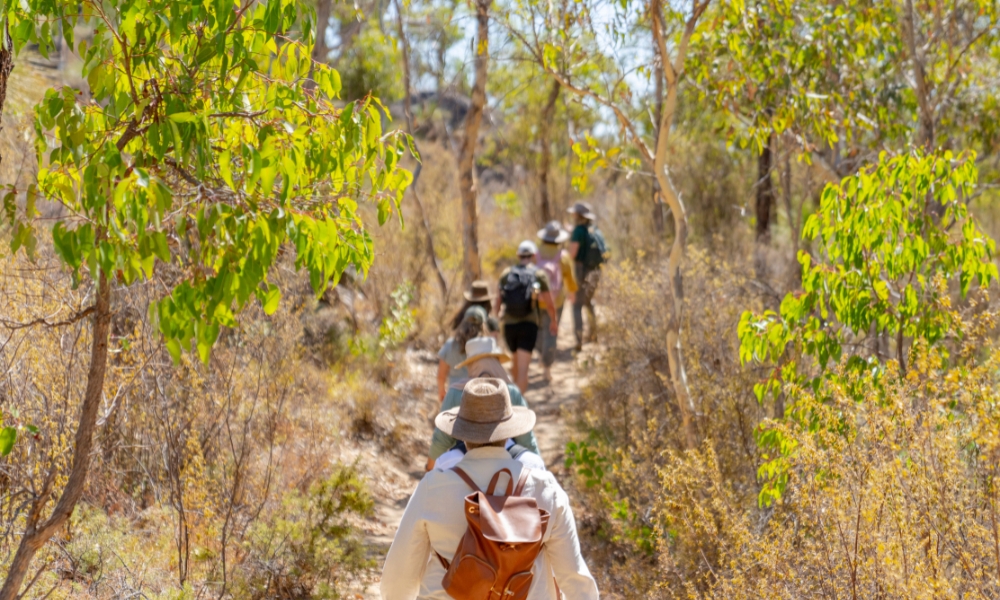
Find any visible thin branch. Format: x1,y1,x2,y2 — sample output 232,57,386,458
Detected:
0,307,95,331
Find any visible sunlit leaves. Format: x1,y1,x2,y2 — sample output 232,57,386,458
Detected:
739,149,995,505
0,0,415,364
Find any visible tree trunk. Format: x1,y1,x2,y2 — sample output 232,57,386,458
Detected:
0,22,15,167
457,0,491,285
650,0,703,451
651,28,666,235
0,274,112,600
756,130,775,242
394,0,448,300
537,80,560,224
313,0,331,65
903,0,934,149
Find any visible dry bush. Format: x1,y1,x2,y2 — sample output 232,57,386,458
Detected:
565,247,771,593
0,246,397,598
569,248,1000,599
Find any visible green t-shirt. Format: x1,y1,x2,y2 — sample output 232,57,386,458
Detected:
498,265,550,325
570,224,589,264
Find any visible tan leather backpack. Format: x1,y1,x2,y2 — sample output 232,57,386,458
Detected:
435,466,550,599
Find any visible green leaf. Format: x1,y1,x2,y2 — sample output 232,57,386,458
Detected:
0,426,16,456
261,284,281,315
168,112,198,123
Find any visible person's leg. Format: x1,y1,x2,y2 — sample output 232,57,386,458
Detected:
514,349,531,393
503,322,519,384
572,264,586,351
517,322,539,392
584,270,600,343
538,309,559,381
536,312,550,381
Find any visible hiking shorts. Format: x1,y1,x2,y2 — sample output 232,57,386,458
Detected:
503,321,539,353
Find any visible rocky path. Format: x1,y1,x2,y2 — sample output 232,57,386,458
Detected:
356,307,590,597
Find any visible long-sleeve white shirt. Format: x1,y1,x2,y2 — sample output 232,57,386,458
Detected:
380,446,600,599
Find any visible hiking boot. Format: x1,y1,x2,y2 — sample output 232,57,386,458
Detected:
573,341,583,353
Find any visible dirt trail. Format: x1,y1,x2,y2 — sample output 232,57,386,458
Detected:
356,308,591,596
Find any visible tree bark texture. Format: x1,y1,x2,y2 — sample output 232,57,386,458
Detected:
537,79,560,224
651,29,666,235
0,274,112,600
394,0,449,300
0,22,15,167
458,0,491,285
312,0,332,65
756,131,775,242
903,0,934,148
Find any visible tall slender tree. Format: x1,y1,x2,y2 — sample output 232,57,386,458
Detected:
505,0,711,449
458,0,492,285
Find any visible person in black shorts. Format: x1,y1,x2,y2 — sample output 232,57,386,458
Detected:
498,240,557,393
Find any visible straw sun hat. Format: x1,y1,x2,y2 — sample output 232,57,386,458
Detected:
567,201,596,220
435,378,537,444
454,337,510,370
463,280,493,302
537,220,570,244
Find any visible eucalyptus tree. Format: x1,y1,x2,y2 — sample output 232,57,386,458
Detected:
695,0,999,181
503,0,712,449
0,0,413,596
458,0,493,284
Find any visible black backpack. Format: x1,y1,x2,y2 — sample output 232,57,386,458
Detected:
582,227,608,271
501,264,538,318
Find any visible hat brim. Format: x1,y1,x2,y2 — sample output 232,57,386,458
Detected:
566,207,596,220
537,228,571,244
435,405,537,443
463,291,494,302
454,352,511,370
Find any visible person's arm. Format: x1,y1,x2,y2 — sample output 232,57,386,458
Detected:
568,241,580,260
539,291,558,334
562,252,578,303
437,360,450,402
380,482,433,599
544,483,601,598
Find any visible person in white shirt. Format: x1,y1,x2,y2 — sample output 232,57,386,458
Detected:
433,438,547,472
380,378,599,599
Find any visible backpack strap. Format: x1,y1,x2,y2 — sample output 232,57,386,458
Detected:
486,468,514,496
514,467,532,496
450,467,481,493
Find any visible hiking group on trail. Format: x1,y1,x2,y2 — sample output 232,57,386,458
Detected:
382,204,607,599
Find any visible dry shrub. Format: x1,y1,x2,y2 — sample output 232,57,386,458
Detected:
0,247,394,598
566,246,769,594
570,249,1000,599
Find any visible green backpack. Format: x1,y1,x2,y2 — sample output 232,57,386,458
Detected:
581,226,608,271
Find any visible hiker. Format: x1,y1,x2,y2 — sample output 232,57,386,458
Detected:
427,337,540,470
567,202,607,351
437,306,490,402
535,220,578,382
499,240,558,393
381,378,600,599
450,280,501,335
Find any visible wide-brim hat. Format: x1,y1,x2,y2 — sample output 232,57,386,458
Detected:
537,220,570,244
567,201,596,220
464,280,494,302
454,336,511,370
435,378,536,443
